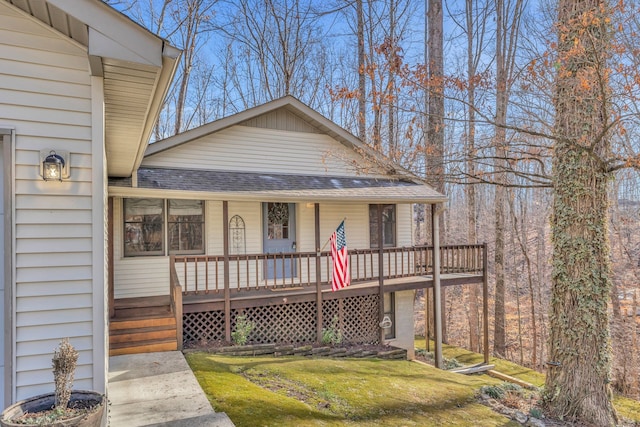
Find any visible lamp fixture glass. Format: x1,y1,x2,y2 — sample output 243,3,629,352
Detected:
42,150,65,181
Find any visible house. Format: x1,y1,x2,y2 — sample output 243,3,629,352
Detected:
0,0,179,406
108,96,487,363
0,0,487,413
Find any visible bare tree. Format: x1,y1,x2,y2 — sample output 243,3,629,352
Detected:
544,0,618,423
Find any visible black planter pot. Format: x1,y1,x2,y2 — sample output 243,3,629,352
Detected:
0,390,105,427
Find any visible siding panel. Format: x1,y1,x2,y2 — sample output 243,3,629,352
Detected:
143,126,386,177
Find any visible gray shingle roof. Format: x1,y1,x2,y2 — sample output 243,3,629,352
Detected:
109,168,447,203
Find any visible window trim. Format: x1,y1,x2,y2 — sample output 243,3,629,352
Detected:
123,198,206,257
123,198,165,257
369,204,396,248
167,199,205,255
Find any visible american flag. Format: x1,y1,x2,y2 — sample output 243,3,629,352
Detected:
330,220,350,291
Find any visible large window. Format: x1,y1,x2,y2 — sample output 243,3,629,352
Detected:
124,198,164,256
369,204,396,248
124,198,204,257
168,199,204,254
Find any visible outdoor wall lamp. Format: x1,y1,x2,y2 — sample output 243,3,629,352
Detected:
41,150,69,181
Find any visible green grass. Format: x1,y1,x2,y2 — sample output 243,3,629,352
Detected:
414,338,640,423
414,338,545,387
186,352,519,427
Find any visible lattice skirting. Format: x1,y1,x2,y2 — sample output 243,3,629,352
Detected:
183,294,380,345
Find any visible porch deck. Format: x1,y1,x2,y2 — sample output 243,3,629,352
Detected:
110,244,488,359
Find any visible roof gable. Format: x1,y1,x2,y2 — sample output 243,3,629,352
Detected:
239,107,321,134
148,96,364,156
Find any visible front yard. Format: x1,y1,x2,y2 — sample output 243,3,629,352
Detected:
187,340,640,426
185,352,519,426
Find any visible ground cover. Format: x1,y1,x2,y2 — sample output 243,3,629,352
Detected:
414,337,640,423
186,352,519,427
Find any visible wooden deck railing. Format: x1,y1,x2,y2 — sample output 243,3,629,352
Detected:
171,244,485,295
169,257,183,349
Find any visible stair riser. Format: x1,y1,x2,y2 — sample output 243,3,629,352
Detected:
110,317,176,330
110,329,177,345
115,307,172,318
109,342,177,357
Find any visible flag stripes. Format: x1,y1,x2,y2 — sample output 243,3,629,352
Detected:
330,220,350,291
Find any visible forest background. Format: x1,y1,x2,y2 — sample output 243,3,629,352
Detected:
106,0,640,423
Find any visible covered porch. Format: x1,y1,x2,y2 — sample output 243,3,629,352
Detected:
108,168,489,367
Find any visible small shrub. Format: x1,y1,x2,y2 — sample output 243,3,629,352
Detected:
502,383,523,394
443,357,463,370
414,348,428,357
481,385,505,400
231,315,254,346
321,316,343,345
52,338,78,411
529,407,543,419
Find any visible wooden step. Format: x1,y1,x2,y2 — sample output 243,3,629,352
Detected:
110,325,177,345
110,315,176,331
114,305,172,319
109,310,178,356
109,339,177,356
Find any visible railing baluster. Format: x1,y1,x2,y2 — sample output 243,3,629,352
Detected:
215,257,219,293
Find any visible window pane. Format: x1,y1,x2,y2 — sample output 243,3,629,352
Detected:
267,203,289,239
124,198,164,256
370,204,396,248
168,200,204,253
369,205,379,247
382,205,395,246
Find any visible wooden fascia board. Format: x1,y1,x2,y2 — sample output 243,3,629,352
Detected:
88,27,161,67
48,0,164,67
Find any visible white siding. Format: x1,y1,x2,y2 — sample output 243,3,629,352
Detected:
385,290,415,359
0,3,99,401
143,125,387,177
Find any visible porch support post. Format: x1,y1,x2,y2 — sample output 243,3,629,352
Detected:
223,201,231,342
315,203,323,342
432,204,443,369
482,242,490,364
108,197,114,319
377,205,385,344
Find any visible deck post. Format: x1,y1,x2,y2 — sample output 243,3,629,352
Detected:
315,203,323,342
432,204,443,369
223,201,231,342
378,205,385,344
482,242,490,364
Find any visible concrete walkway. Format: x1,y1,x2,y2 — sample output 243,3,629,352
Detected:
108,352,235,427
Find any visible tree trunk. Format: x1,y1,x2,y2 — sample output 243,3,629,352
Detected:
357,0,366,141
545,0,617,424
492,0,508,358
465,0,480,353
493,185,506,357
427,0,446,343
